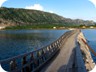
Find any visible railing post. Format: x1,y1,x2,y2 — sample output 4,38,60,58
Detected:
52,44,55,51
10,60,17,71
41,49,45,62
36,51,40,66
22,56,30,72
45,48,48,60
30,53,34,71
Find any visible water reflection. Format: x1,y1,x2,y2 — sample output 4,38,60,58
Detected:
0,30,67,60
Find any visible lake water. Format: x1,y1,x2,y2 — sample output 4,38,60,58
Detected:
0,29,68,60
82,29,96,62
0,29,96,62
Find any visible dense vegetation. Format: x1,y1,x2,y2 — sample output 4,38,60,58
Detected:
0,7,96,29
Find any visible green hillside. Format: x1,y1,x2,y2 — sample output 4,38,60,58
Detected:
0,7,96,29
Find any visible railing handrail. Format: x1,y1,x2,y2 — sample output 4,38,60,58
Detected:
0,30,75,72
0,31,66,63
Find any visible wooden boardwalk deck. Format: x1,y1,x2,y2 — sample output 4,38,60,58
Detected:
41,30,87,72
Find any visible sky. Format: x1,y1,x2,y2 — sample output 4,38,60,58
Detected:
0,0,96,22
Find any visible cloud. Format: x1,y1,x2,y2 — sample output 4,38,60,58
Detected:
0,0,7,7
49,11,54,13
89,0,96,7
25,4,54,14
25,4,43,11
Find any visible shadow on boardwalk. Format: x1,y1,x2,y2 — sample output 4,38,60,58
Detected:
57,48,76,72
40,44,87,72
40,49,60,72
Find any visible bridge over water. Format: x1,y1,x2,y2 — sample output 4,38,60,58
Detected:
0,30,95,72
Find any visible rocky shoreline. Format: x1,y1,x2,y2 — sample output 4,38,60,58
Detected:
77,31,95,71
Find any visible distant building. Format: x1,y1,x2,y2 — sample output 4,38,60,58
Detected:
0,26,5,29
59,27,65,29
90,26,94,29
68,28,75,30
53,27,56,29
82,26,86,28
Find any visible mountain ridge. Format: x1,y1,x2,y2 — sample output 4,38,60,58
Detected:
0,7,96,29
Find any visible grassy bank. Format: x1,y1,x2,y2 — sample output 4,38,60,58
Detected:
4,24,96,30
5,24,67,30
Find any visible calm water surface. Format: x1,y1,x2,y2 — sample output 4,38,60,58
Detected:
1,29,96,62
82,29,96,62
0,29,68,60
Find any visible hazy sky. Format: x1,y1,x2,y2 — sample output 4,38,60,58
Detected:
0,0,96,22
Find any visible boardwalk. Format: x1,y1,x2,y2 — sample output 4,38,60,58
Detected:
41,30,80,72
1,30,94,72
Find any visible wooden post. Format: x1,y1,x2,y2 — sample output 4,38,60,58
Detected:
10,60,17,71
30,53,34,71
22,56,30,72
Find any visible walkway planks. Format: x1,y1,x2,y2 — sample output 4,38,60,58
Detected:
41,30,86,72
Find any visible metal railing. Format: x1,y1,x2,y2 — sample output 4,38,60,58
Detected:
0,30,75,72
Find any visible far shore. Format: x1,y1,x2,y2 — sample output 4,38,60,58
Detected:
0,25,96,30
